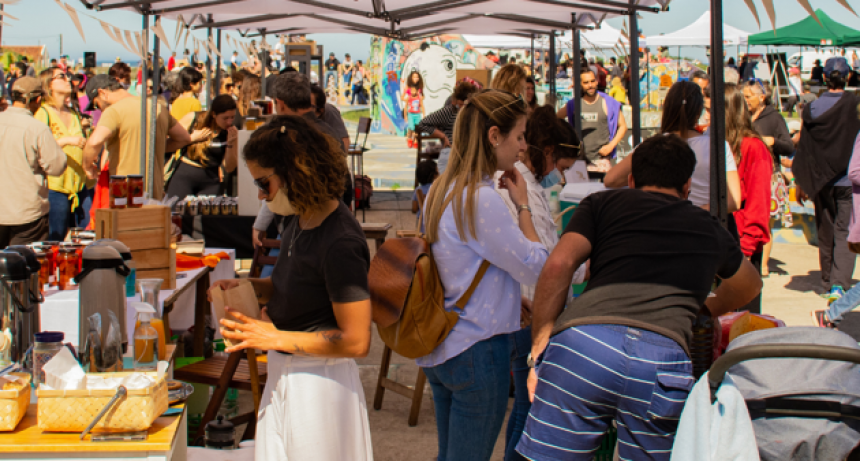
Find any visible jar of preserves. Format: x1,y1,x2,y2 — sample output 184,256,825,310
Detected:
110,175,128,209
58,247,79,290
34,249,50,289
39,241,60,288
127,175,144,208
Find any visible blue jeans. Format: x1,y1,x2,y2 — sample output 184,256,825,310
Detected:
422,334,511,461
48,190,72,241
324,70,338,88
827,282,860,323
77,187,95,229
505,327,531,461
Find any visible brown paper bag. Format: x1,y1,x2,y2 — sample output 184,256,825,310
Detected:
211,280,261,347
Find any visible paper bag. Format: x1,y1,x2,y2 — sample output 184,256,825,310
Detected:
211,280,261,347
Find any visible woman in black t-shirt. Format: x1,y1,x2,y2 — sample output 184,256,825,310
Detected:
210,116,373,460
166,95,238,198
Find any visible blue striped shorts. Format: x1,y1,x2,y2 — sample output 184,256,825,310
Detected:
516,324,693,461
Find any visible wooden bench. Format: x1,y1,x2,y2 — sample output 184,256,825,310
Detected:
361,222,392,251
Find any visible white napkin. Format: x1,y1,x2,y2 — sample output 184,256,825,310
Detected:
86,373,155,390
42,347,86,390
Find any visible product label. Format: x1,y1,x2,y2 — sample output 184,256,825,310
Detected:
133,196,144,205
115,198,127,206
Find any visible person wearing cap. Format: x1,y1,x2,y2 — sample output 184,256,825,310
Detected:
324,52,340,92
794,59,860,307
0,77,68,247
82,74,192,202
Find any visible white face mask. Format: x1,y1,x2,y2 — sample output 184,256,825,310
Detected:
266,188,296,216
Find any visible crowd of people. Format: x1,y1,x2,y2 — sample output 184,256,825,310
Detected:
2,42,860,460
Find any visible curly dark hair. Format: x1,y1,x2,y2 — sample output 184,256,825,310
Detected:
243,115,346,214
525,105,580,181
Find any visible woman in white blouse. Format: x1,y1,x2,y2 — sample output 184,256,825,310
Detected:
494,105,587,461
422,90,549,461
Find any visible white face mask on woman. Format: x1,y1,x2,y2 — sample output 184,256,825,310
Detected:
266,188,296,216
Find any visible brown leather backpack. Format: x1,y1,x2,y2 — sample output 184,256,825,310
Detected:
369,236,489,359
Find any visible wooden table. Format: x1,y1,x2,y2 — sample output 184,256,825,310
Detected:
360,223,392,251
0,404,187,460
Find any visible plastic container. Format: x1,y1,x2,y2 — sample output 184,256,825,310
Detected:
127,175,144,208
110,175,128,209
558,182,608,230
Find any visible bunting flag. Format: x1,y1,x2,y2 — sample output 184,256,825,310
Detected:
208,36,222,58
151,17,171,50
125,30,140,58
835,0,858,17
184,27,192,50
741,0,761,29
133,31,145,59
53,0,86,42
99,20,118,42
0,9,19,19
174,14,185,45
0,0,21,4
0,20,11,27
794,0,821,27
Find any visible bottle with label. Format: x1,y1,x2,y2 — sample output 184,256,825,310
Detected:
133,302,159,371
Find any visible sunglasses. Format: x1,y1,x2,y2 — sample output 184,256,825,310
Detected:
52,73,69,81
253,173,275,194
747,78,767,95
225,83,234,89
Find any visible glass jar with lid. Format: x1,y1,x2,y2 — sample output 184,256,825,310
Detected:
127,175,144,208
58,247,79,290
110,175,128,209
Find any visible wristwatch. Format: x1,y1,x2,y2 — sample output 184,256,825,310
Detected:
517,204,532,215
527,352,536,369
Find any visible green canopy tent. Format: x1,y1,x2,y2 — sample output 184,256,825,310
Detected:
748,9,860,47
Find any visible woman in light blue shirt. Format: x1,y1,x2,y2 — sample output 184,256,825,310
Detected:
422,90,548,460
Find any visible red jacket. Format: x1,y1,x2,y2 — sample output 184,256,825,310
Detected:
733,137,773,256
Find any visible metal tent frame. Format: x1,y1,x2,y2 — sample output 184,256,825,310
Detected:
78,0,731,225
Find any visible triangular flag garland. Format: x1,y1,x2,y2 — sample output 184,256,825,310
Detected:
151,17,171,51
0,9,19,19
174,14,185,45
741,0,761,29
63,2,86,43
208,36,222,58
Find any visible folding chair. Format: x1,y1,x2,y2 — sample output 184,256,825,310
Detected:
349,117,372,222
173,239,280,445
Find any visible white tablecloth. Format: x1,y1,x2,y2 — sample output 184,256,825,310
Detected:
40,249,236,348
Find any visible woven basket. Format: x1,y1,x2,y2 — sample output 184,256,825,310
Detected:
0,372,31,431
36,372,168,433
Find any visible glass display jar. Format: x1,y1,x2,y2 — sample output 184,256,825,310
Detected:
40,241,60,288
127,175,144,208
33,331,66,387
34,249,50,289
57,247,79,290
110,175,128,209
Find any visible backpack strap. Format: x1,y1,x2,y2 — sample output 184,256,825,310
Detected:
455,259,491,310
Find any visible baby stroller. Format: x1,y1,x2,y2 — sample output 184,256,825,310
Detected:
708,327,860,460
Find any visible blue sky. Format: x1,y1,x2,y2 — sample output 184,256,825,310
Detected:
3,0,859,64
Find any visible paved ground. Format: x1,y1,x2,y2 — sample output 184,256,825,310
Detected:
225,117,846,459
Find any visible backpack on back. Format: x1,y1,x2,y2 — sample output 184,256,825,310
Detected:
368,236,489,359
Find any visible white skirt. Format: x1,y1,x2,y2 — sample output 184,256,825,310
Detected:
255,351,374,461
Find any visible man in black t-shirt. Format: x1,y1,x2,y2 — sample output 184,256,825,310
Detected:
516,135,761,461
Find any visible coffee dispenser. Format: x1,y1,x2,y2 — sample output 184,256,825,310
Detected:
92,239,133,343
6,246,43,367
0,251,34,367
76,244,130,353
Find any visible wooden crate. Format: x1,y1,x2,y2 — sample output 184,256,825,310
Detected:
95,206,176,289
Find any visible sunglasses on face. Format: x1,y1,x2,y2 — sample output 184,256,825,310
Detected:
253,173,275,194
225,83,234,89
52,73,69,81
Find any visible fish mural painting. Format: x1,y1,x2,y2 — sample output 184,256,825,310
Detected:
370,35,492,136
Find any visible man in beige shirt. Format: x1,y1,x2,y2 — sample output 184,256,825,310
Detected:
0,77,67,246
82,74,191,200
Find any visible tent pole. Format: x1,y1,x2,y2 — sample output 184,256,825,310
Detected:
549,29,557,103
677,46,680,80
710,0,728,227
530,34,535,81
572,16,583,142
214,28,222,98
140,14,149,177
629,4,641,146
147,15,161,198
206,15,213,110
259,28,267,100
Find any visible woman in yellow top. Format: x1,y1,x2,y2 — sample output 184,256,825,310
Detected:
36,67,88,241
170,67,204,121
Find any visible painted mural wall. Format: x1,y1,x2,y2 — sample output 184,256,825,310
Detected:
369,35,493,135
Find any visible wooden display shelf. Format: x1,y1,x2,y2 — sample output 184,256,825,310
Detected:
95,206,176,289
0,403,186,456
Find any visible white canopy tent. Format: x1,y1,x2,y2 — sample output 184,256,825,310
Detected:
645,10,751,47
465,23,627,51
